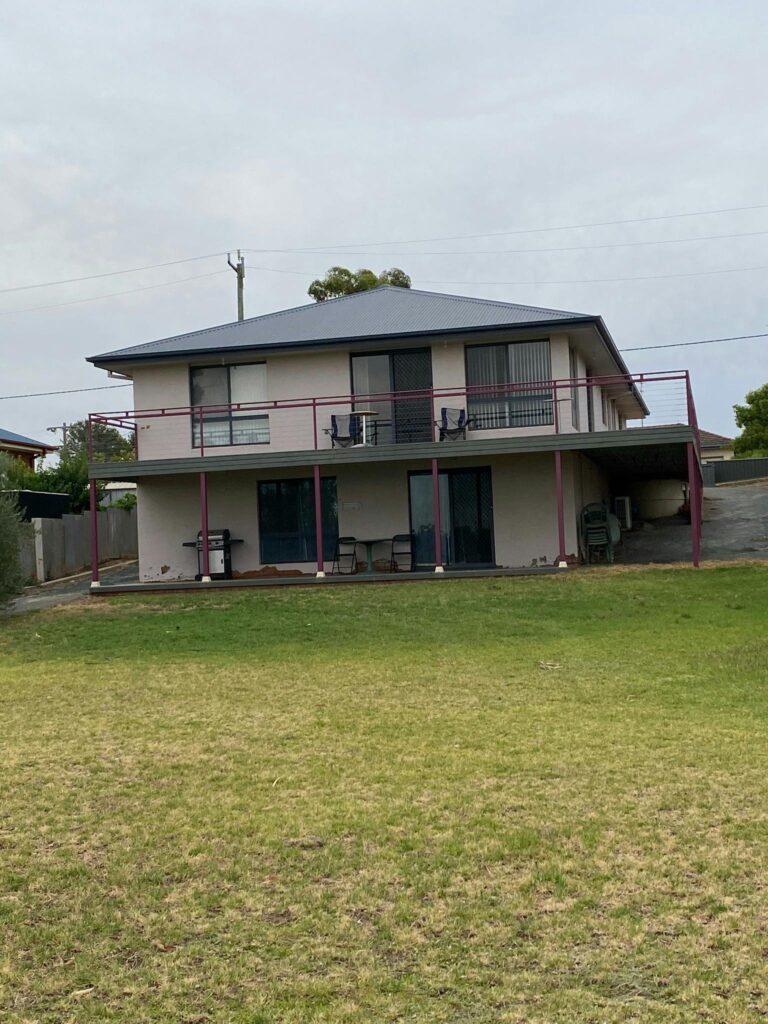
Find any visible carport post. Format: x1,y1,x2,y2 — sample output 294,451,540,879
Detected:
199,471,211,582
554,450,567,567
313,463,325,577
89,478,100,587
432,457,444,572
687,441,701,568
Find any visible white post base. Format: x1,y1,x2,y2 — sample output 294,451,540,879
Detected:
556,560,568,569
201,575,212,583
434,565,445,574
90,580,101,589
315,570,326,578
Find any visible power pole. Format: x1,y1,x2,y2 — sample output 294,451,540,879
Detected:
47,422,69,448
227,250,245,321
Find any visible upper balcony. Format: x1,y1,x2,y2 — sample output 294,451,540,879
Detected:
88,370,701,473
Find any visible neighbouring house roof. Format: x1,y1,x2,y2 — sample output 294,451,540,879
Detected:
0,426,57,453
699,429,734,448
88,285,602,365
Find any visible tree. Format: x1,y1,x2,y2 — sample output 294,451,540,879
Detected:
60,419,135,462
733,383,768,458
308,266,411,302
0,454,25,606
2,450,99,514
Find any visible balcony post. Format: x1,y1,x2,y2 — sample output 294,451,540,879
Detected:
432,457,444,572
313,463,325,577
687,441,701,568
89,478,100,587
554,450,567,567
199,471,211,582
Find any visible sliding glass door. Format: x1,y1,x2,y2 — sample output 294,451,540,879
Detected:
409,467,494,568
351,348,433,444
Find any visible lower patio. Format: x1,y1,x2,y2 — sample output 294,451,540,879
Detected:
88,426,703,590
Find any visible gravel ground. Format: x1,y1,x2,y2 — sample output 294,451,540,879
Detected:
620,480,768,564
3,561,139,618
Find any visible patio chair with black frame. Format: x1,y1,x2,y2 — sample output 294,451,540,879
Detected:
325,414,362,448
389,533,414,572
332,536,359,574
436,407,469,441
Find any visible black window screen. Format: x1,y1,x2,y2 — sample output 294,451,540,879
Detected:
466,340,552,429
258,477,338,564
191,363,269,447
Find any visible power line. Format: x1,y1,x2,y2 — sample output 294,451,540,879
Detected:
0,251,229,295
0,270,228,317
0,383,132,401
3,332,766,402
245,261,768,286
244,203,768,250
246,227,768,258
621,332,768,352
246,263,317,277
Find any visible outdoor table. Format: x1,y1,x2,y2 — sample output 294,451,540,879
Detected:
352,409,379,446
357,537,390,573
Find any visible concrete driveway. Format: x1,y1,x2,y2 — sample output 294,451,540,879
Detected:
3,561,139,618
620,480,768,564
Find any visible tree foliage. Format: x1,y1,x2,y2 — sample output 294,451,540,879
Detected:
3,452,99,514
733,383,768,458
0,454,24,605
61,420,135,463
308,266,411,302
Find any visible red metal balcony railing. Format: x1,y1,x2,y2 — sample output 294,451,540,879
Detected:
87,370,700,463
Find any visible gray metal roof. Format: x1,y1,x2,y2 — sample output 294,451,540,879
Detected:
0,426,55,449
88,286,594,364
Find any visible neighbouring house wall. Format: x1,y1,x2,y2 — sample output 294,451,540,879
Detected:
702,445,734,461
134,452,588,581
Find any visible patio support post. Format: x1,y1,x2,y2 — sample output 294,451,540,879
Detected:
554,450,568,567
431,457,444,572
313,463,325,577
199,471,211,582
687,441,701,568
89,477,100,587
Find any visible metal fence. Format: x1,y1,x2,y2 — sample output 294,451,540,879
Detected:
702,457,768,487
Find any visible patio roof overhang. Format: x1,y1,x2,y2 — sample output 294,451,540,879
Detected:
88,424,696,481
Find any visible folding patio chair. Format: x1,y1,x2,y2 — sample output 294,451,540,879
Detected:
331,536,359,574
325,414,361,448
389,533,414,572
436,407,468,441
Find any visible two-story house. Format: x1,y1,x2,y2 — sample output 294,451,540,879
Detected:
86,286,703,587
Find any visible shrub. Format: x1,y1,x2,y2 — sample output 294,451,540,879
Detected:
0,460,24,606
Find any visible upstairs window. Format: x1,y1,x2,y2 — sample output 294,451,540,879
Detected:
190,363,269,447
465,340,553,429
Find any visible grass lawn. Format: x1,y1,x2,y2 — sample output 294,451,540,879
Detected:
2,566,768,1023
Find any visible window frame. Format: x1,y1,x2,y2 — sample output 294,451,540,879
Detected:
189,362,270,448
464,338,554,431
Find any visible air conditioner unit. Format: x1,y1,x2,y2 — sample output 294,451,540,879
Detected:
614,496,632,531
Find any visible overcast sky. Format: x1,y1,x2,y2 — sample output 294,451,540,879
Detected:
2,0,767,446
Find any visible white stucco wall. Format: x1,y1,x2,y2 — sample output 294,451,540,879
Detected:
127,333,610,462
630,479,686,519
134,450,605,581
